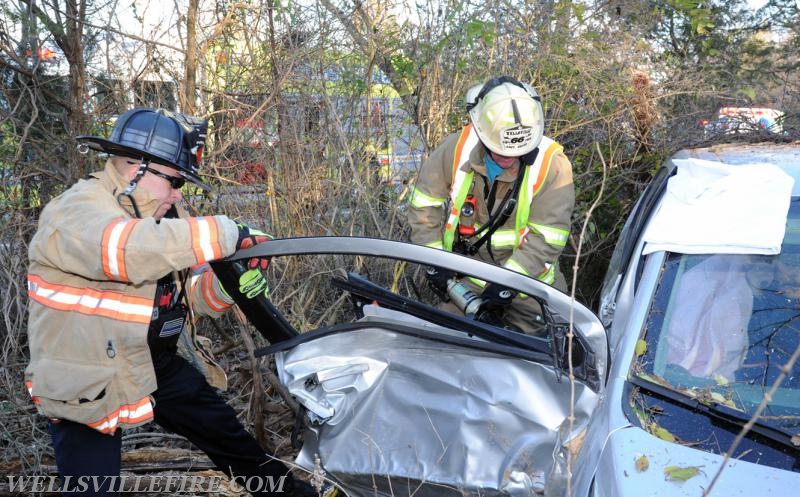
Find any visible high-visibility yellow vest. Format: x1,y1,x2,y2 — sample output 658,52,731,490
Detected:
443,125,564,254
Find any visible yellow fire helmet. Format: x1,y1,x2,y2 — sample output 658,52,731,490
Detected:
465,76,545,157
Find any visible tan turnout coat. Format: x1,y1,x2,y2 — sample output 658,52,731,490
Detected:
26,161,239,434
408,127,575,288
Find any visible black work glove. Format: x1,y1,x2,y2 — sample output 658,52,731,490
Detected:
236,224,273,270
476,309,506,327
425,266,455,293
480,283,517,312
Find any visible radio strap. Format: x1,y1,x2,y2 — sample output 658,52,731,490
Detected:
460,148,538,259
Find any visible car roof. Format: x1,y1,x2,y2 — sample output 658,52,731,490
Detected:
671,142,800,196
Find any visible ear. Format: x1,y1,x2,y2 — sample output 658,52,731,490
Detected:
110,157,138,181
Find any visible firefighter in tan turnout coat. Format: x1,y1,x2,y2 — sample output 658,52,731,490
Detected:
408,76,575,334
25,108,320,496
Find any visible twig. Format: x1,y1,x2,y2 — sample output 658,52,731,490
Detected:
703,342,800,496
263,359,301,416
565,142,607,497
232,307,268,448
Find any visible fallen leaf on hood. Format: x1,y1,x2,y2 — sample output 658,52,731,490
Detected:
635,454,649,472
635,339,647,357
651,425,677,443
663,465,703,482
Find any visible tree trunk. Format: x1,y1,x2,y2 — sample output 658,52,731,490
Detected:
183,0,199,114
64,0,89,181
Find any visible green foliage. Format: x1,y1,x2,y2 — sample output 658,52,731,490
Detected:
465,20,495,46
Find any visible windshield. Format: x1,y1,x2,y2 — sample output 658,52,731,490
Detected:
634,202,800,434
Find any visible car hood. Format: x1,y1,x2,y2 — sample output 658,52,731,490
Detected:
592,424,800,496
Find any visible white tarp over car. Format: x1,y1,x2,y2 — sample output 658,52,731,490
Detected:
642,158,793,254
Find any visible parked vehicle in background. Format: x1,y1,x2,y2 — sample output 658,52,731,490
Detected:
575,141,800,496
220,83,424,188
349,83,423,187
702,107,785,136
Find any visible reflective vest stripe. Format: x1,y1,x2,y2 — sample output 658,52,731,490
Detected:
425,239,445,250
195,271,231,312
504,259,531,277
25,380,39,405
514,137,560,244
443,125,481,250
26,379,153,434
445,129,561,252
533,141,561,197
188,217,223,262
537,262,556,284
409,186,445,208
102,218,138,281
529,223,569,247
87,396,154,434
489,229,518,247
27,275,153,324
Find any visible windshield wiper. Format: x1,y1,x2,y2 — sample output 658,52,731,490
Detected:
629,375,799,453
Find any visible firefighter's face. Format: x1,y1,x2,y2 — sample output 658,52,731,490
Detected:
126,161,184,220
489,150,517,169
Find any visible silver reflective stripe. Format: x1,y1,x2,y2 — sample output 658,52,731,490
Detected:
529,223,569,247
410,186,446,208
490,230,518,248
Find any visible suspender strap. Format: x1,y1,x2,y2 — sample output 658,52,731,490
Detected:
462,148,538,257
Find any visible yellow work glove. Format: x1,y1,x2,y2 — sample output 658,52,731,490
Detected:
220,268,269,300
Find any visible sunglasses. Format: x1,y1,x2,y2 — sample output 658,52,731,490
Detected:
147,168,186,189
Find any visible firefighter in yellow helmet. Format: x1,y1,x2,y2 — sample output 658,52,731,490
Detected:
408,76,575,335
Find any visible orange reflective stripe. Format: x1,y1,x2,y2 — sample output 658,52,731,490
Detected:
102,218,138,281
196,271,230,312
444,126,481,250
27,275,153,324
517,226,530,247
25,380,40,405
188,217,223,262
452,124,474,179
532,142,561,197
87,396,153,434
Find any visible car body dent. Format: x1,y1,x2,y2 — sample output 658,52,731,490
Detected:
229,237,609,497
279,308,601,496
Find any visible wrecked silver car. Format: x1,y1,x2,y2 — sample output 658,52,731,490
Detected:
215,238,607,497
573,143,800,496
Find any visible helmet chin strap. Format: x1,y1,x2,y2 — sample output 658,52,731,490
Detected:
118,159,151,219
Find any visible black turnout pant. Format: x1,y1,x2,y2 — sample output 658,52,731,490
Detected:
49,354,295,496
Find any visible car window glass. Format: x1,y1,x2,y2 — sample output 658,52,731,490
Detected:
635,200,800,431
